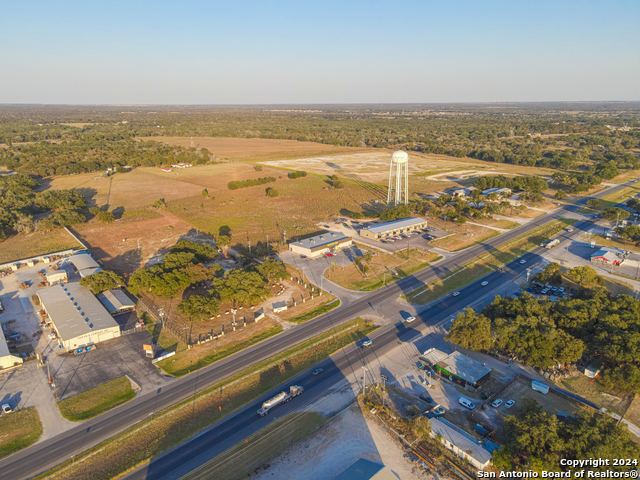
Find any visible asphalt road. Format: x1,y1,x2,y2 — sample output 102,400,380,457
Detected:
0,180,631,480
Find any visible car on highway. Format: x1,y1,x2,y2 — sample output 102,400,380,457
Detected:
362,340,372,347
481,281,489,287
312,368,324,376
404,315,416,323
491,399,503,408
566,228,574,232
520,259,526,264
452,291,461,297
505,399,516,409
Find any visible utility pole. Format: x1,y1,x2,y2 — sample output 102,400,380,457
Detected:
283,229,287,246
266,234,269,253
248,240,252,258
363,365,368,395
183,323,189,346
526,268,532,283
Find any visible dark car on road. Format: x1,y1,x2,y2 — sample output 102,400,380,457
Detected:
312,368,324,376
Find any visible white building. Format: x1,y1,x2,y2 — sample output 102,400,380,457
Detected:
38,283,121,352
289,231,353,258
0,333,23,370
359,217,427,240
69,253,102,278
429,417,493,470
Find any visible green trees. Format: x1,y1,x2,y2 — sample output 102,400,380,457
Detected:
96,211,116,223
587,198,602,209
228,177,276,190
615,224,640,244
79,270,125,294
115,166,128,174
564,266,604,287
626,198,640,212
212,269,270,307
495,410,640,473
266,187,279,197
445,309,493,351
253,165,262,171
534,262,563,285
254,259,288,281
601,207,630,223
177,294,220,321
555,190,567,200
35,190,86,210
170,240,217,262
288,171,307,179
379,204,411,221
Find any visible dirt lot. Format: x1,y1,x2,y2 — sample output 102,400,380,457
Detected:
472,376,584,443
255,401,431,480
72,210,203,276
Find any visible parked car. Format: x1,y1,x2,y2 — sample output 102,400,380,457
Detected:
1,404,12,414
419,393,433,403
362,340,372,347
519,259,526,264
481,281,489,287
505,399,516,409
404,315,416,323
452,291,461,297
325,253,335,257
566,228,574,232
300,254,307,259
312,368,324,376
0,300,4,312
491,399,503,408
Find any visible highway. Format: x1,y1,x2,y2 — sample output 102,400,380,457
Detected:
0,180,632,480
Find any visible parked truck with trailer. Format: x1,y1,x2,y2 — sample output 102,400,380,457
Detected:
544,239,560,249
257,385,304,417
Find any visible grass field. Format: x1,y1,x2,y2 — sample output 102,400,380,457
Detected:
0,407,43,460
325,247,440,291
185,411,324,480
288,299,340,323
405,219,576,305
157,325,284,377
430,229,500,252
34,317,377,480
0,228,81,264
58,376,136,421
472,218,520,229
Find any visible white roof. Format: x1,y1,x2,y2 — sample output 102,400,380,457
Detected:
97,289,135,313
364,217,426,234
294,231,351,250
430,418,493,465
437,350,492,384
38,283,119,341
69,253,101,271
422,347,450,364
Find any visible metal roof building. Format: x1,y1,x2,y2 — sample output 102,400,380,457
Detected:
430,418,493,470
359,217,427,239
69,253,103,278
38,283,121,352
288,231,352,258
423,349,492,388
97,289,136,316
335,459,396,480
0,333,23,370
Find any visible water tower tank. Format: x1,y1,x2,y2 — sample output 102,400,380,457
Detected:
391,151,408,164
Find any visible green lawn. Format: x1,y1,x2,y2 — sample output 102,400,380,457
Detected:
58,376,136,421
0,407,43,460
288,299,340,323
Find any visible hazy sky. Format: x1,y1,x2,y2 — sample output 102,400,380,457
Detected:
2,0,639,104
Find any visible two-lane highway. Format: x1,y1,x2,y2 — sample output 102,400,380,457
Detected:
0,180,633,480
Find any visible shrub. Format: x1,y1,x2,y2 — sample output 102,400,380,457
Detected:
266,188,279,198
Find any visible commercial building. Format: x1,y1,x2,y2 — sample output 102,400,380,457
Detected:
37,283,121,352
590,247,640,268
288,231,353,258
421,349,492,388
97,289,136,316
69,253,102,278
429,418,493,470
45,270,68,285
359,217,428,240
0,333,23,370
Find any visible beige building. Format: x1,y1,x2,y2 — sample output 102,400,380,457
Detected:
0,334,23,370
359,217,427,240
289,231,353,258
429,417,493,470
38,283,121,352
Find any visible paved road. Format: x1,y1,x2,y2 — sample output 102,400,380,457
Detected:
0,181,632,480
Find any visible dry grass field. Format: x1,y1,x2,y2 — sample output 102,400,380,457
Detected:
138,136,360,161
0,228,81,264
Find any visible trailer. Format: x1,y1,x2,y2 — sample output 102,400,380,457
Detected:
545,239,560,249
257,385,304,417
532,380,549,394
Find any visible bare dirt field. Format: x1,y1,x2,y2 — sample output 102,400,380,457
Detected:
72,210,200,275
138,136,360,161
255,401,431,480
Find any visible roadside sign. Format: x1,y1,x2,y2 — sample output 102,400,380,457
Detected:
380,374,389,381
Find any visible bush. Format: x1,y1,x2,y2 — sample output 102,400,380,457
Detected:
253,165,262,171
115,166,128,174
96,211,116,223
89,207,101,215
228,177,276,190
266,188,279,197
289,171,307,179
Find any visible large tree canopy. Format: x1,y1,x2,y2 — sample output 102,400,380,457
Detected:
79,270,125,294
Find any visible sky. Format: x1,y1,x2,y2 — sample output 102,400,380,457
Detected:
2,0,639,104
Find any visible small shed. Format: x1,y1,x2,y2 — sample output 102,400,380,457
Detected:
584,363,601,378
46,271,68,285
272,301,287,313
254,308,265,322
97,289,136,316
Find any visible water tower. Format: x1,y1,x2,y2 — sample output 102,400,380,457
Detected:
387,151,409,205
